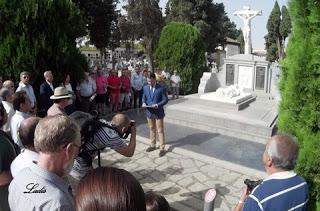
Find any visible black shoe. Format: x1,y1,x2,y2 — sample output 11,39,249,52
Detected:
159,149,166,157
146,146,157,152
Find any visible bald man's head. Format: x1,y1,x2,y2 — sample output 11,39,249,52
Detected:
111,113,131,129
19,117,41,149
267,134,299,170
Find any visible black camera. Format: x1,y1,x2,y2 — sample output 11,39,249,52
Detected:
244,179,262,192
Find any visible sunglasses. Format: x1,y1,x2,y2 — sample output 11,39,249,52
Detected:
23,76,30,79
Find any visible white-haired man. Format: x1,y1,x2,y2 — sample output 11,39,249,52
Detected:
40,70,54,113
9,115,80,210
234,134,309,211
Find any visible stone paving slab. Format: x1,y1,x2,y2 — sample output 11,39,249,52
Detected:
96,136,267,211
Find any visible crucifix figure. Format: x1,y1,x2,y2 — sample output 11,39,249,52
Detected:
233,6,262,55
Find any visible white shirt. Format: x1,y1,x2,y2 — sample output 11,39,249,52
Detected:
47,81,54,91
10,111,31,148
79,78,96,97
2,101,15,133
170,74,181,87
10,149,39,178
16,82,36,108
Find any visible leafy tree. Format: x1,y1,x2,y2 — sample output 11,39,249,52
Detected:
278,0,320,209
155,22,206,94
108,17,121,68
0,0,87,83
166,0,233,52
125,0,164,71
118,16,134,59
265,1,292,61
89,0,117,63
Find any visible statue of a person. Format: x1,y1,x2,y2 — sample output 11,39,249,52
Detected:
233,6,262,55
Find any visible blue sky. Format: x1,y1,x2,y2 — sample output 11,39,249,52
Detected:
120,0,289,49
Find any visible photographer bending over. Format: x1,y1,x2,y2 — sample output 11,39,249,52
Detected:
69,111,136,182
234,134,308,211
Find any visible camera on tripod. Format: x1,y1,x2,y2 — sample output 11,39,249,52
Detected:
244,179,262,192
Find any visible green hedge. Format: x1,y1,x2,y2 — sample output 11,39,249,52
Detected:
278,0,320,210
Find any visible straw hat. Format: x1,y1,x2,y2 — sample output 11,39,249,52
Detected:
50,87,72,100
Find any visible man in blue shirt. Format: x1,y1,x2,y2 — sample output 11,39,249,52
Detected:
234,134,309,211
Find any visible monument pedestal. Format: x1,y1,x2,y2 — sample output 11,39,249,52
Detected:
165,95,277,143
199,92,255,111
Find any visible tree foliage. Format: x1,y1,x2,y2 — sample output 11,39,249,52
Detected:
265,1,292,61
125,0,164,71
155,22,206,94
0,0,87,83
165,0,237,52
278,0,320,209
75,0,117,61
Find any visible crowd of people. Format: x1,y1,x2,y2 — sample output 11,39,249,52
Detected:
0,65,310,211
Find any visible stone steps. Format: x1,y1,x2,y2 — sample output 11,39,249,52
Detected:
165,97,277,144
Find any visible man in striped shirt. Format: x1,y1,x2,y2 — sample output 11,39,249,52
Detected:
234,134,309,211
69,112,136,182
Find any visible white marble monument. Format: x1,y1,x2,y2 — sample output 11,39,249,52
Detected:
233,6,262,55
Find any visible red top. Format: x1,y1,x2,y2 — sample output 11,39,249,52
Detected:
120,76,131,93
107,75,121,94
96,75,107,94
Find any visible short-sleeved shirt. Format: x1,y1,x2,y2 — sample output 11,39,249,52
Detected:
9,163,74,211
79,78,96,97
10,149,39,178
120,76,131,93
0,131,17,211
2,101,15,133
131,72,144,91
95,75,107,94
70,120,125,180
10,111,31,149
243,171,308,211
107,75,121,94
16,82,36,108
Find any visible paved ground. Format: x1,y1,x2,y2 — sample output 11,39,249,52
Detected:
98,106,268,210
97,135,266,211
104,109,266,171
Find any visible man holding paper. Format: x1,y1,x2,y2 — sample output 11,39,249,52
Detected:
142,73,168,157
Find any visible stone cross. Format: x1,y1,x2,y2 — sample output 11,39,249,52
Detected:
233,6,262,55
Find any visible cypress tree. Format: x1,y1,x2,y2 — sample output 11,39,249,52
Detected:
266,1,281,62
279,5,291,58
278,0,320,209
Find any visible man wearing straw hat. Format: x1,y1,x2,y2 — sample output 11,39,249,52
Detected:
47,87,72,116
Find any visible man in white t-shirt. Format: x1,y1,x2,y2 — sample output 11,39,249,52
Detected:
10,117,41,177
170,70,181,99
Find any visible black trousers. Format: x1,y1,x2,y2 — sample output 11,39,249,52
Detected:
132,89,143,108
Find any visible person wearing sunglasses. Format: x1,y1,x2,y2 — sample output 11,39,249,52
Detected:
16,71,37,113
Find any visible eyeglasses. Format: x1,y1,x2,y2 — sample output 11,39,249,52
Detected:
62,142,81,152
23,76,30,79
